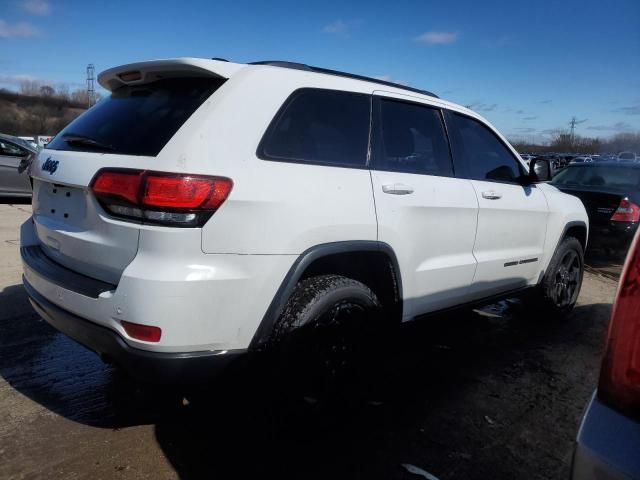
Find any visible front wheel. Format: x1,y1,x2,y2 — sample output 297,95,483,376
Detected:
535,236,584,317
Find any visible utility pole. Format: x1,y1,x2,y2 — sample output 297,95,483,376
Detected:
86,64,95,108
569,116,577,138
569,117,581,150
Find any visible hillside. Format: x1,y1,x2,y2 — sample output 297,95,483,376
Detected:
0,89,87,137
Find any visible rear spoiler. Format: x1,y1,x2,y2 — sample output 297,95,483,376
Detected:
98,58,245,91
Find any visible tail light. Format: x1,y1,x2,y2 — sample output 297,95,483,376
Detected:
90,169,232,227
611,198,640,222
598,228,640,418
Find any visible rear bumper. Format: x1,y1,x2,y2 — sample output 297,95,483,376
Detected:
23,278,247,383
589,222,637,251
571,392,640,479
20,216,296,353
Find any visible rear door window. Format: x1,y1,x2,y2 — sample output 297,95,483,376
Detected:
373,98,453,176
259,88,371,168
47,77,224,157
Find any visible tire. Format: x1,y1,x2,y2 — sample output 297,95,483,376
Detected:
272,274,383,407
535,236,584,318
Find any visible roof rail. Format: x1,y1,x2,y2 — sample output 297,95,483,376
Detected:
249,60,438,98
250,61,311,71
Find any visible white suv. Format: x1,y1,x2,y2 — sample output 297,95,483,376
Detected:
20,58,588,384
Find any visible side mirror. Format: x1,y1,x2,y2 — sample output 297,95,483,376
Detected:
529,158,551,182
17,152,35,174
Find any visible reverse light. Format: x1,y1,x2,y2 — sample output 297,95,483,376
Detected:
611,198,640,223
598,228,640,418
121,320,162,342
90,169,233,227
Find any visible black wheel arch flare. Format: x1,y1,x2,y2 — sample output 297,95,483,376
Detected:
248,241,402,350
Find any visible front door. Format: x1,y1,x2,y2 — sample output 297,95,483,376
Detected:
444,110,549,298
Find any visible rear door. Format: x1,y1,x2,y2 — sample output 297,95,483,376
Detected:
444,111,548,298
31,76,225,284
370,93,479,318
0,140,31,194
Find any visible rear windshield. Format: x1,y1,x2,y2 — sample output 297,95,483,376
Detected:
47,77,224,156
551,165,640,190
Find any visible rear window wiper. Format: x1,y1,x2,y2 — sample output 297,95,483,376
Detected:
62,133,114,152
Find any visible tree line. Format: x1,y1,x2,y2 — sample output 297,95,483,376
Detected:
0,80,103,136
510,130,640,155
17,79,101,108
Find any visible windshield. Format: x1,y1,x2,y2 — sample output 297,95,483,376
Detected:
551,165,640,190
47,77,224,156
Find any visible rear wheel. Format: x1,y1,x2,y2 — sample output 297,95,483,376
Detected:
535,236,584,317
272,274,383,407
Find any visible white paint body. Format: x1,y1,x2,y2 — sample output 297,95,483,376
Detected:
21,58,588,354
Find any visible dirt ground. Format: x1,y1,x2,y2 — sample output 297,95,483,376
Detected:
0,201,621,480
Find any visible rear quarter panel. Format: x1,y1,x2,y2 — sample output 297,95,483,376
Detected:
182,68,379,255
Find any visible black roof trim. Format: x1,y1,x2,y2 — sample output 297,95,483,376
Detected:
249,60,438,98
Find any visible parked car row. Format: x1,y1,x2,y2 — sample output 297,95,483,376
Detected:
521,152,639,171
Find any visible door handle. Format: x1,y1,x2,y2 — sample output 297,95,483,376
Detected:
382,183,414,195
481,190,502,200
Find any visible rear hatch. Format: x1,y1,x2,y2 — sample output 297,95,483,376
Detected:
30,60,232,284
32,152,152,285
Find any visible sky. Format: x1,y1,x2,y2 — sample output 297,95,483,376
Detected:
1,0,639,142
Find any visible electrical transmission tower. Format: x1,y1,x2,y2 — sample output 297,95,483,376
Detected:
86,64,95,107
569,116,577,140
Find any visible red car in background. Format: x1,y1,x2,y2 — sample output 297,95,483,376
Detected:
572,228,640,479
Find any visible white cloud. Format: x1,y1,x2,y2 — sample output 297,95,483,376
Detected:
0,73,37,85
323,19,349,35
540,128,559,135
468,102,497,112
485,35,510,48
415,31,458,45
615,105,640,115
322,19,362,37
587,122,633,132
22,0,51,16
0,20,40,38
